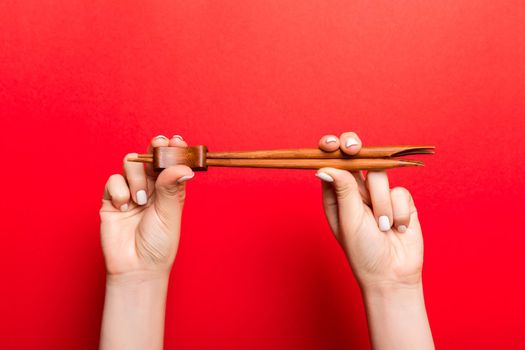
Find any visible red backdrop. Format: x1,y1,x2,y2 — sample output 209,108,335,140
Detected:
1,1,525,349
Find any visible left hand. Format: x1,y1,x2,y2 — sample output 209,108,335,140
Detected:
100,135,194,281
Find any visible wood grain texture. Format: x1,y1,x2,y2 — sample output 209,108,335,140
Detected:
133,145,432,171
154,145,208,171
208,146,434,159
206,158,423,170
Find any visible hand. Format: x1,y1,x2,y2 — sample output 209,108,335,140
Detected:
316,132,424,292
100,135,193,350
100,135,194,281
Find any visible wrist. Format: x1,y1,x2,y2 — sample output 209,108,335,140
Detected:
362,281,427,320
106,270,170,290
362,279,422,297
362,280,423,302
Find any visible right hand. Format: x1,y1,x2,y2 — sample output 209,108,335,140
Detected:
316,132,425,292
99,135,194,282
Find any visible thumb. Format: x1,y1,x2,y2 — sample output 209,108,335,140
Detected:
316,167,366,234
154,165,194,223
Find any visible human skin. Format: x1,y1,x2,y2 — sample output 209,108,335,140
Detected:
99,134,193,350
317,132,434,350
99,132,434,350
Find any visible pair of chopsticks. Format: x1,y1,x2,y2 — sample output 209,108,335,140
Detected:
129,145,435,171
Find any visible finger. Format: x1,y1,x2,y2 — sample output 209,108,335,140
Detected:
320,180,339,236
390,187,411,233
366,171,393,232
146,135,170,178
352,170,371,206
316,168,366,237
408,192,421,234
318,134,340,152
339,132,362,155
168,134,188,147
154,165,194,227
123,153,149,206
102,174,131,211
400,192,422,246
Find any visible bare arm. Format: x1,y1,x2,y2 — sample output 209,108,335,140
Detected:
100,274,169,350
363,283,433,350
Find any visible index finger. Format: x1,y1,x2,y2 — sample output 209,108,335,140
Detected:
145,135,170,177
339,132,362,155
318,134,340,152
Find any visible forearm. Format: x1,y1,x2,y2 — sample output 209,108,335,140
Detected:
100,273,169,350
363,283,434,350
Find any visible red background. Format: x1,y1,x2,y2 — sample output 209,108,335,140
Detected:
1,1,525,349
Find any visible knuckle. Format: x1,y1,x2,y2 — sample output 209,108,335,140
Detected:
334,185,352,199
112,192,128,202
126,175,145,185
391,186,409,196
114,184,129,195
334,181,357,199
373,198,391,208
393,214,410,223
108,174,123,183
157,184,186,203
160,185,179,196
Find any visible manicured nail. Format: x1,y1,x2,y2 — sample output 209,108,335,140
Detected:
325,136,337,144
154,135,168,140
120,203,129,212
378,216,391,232
136,190,148,205
316,172,334,183
397,225,407,233
177,173,195,183
172,135,184,141
345,137,359,148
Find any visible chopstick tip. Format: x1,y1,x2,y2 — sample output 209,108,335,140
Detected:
127,158,153,163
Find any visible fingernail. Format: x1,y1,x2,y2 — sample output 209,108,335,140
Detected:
136,190,148,205
397,225,407,233
172,135,184,141
316,172,334,183
345,137,359,148
120,203,129,212
325,136,337,144
177,173,195,183
154,135,168,140
378,216,391,232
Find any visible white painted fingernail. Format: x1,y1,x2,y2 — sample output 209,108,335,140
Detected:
172,135,184,141
316,172,334,183
120,203,129,212
397,225,407,233
345,137,359,148
177,173,195,183
326,136,337,144
378,216,391,232
136,190,148,205
154,135,168,140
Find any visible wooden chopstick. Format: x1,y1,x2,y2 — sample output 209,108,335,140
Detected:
126,145,433,171
207,146,435,159
206,158,424,170
128,158,153,163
